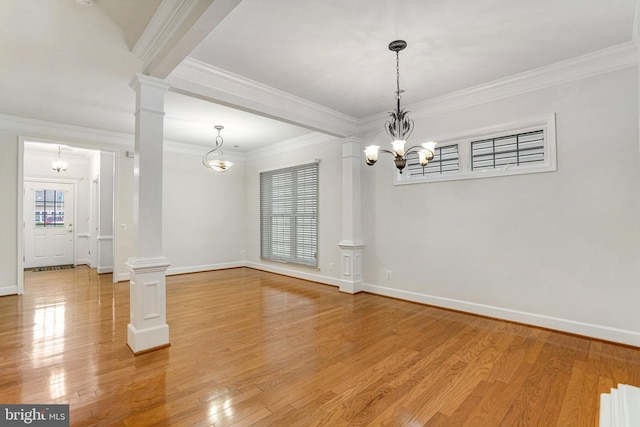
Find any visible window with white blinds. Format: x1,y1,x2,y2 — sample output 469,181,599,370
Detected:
260,162,318,267
405,144,460,178
395,114,557,185
471,130,544,171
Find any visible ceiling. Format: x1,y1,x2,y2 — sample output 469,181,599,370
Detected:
1,0,637,153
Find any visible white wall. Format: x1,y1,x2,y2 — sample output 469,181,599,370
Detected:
0,132,19,295
244,136,344,285
116,149,134,281
162,148,246,275
97,151,114,272
361,67,640,345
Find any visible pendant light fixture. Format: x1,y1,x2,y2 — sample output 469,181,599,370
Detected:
202,125,234,172
52,145,68,173
364,40,437,173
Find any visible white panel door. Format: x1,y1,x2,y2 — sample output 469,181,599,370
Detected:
24,182,74,268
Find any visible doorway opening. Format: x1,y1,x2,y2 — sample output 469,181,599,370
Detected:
19,140,117,293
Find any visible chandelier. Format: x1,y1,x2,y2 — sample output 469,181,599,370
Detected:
202,125,234,172
52,145,68,173
364,40,437,173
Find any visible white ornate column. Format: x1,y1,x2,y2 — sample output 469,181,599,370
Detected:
126,74,171,354
339,137,364,294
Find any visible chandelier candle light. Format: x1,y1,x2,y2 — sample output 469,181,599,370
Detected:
203,125,234,172
364,40,437,173
52,145,68,173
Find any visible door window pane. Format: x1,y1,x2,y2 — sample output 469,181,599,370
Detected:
35,189,65,227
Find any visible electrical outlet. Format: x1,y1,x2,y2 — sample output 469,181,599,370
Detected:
329,262,334,271
386,270,392,279
240,249,245,257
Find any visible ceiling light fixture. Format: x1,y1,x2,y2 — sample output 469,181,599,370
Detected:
364,40,437,173
52,145,68,173
202,125,234,172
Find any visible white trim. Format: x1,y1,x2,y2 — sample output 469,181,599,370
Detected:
97,266,113,274
163,129,337,161
1,114,133,149
361,282,640,347
245,261,341,288
395,114,557,185
118,272,131,282
166,261,244,276
0,286,18,297
17,138,25,295
359,42,638,133
97,235,114,241
246,132,337,162
168,58,358,137
125,257,171,274
132,0,202,64
77,258,90,265
112,151,120,283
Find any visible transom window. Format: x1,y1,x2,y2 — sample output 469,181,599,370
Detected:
406,144,460,177
397,114,556,185
260,162,319,267
471,130,544,171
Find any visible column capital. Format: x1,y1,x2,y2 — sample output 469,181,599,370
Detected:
125,256,171,273
129,73,171,92
338,240,364,249
341,136,363,159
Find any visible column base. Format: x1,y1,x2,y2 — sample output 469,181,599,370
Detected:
126,256,171,354
127,323,170,355
338,241,363,294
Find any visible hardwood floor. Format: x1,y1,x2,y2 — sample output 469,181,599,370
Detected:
1,266,638,426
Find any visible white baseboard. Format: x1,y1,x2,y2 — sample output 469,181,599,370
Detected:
117,262,247,282
361,283,640,347
245,261,341,288
97,266,113,274
166,261,245,276
0,285,18,296
112,260,640,346
76,259,89,266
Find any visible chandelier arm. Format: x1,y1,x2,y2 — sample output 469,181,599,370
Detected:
378,148,396,156
202,148,225,168
202,152,212,168
405,145,426,156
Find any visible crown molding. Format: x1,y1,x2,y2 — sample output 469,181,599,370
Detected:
0,114,133,149
167,57,359,138
163,139,243,158
132,0,203,68
244,132,339,162
358,42,638,134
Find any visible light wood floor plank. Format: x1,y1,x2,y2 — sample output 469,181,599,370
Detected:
0,266,638,426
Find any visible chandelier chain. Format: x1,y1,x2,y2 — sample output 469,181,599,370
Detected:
396,51,401,99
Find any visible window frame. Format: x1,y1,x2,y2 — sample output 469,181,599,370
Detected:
260,161,319,268
395,114,557,185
